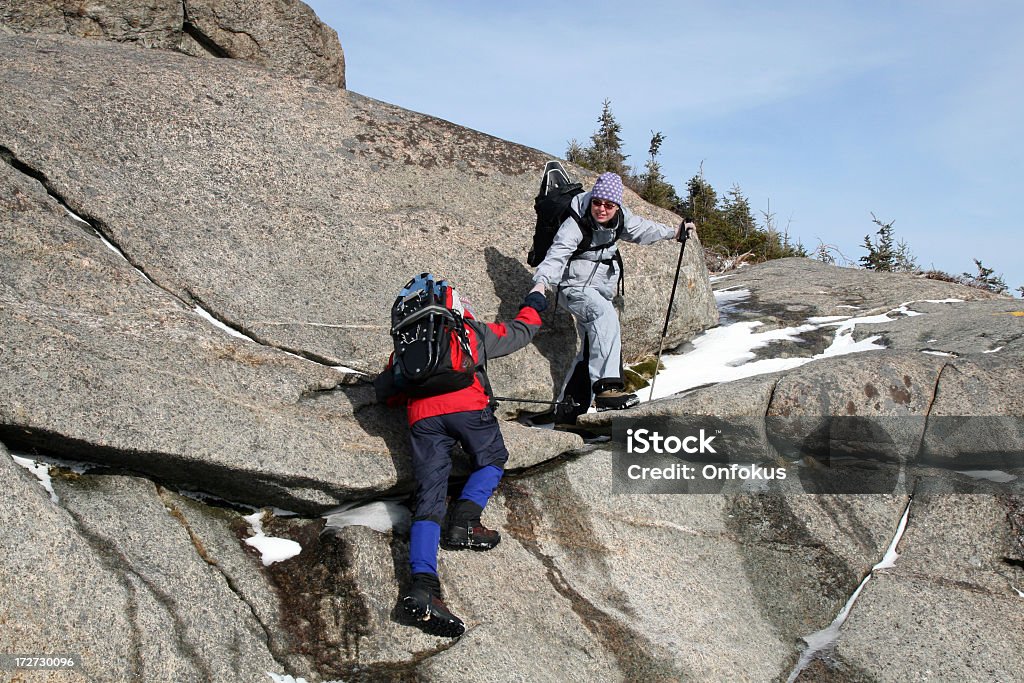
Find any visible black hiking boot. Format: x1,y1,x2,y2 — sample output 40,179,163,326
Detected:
402,573,465,638
443,499,501,551
595,389,639,411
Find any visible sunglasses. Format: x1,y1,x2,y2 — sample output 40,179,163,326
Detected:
591,199,618,210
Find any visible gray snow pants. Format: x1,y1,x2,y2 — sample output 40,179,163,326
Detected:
557,285,623,407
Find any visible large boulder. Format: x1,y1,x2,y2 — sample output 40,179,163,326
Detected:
0,158,582,513
712,257,1003,327
0,32,713,382
0,0,345,87
0,0,184,48
0,439,914,682
179,0,345,88
6,10,1020,682
0,31,704,511
579,259,1024,678
821,494,1024,682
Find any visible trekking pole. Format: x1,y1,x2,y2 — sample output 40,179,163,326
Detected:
647,225,690,401
493,396,580,410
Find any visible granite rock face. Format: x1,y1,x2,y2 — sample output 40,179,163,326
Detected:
0,0,345,86
581,258,1024,680
2,11,1021,683
0,30,710,512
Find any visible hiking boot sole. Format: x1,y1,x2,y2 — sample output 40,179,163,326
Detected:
443,527,501,551
595,397,640,411
441,537,501,551
402,596,466,638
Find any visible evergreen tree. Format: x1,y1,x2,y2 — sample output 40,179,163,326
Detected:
722,184,756,242
962,259,1008,294
588,99,629,175
680,174,717,223
560,103,809,268
859,215,917,272
565,139,586,167
636,131,679,209
564,99,629,176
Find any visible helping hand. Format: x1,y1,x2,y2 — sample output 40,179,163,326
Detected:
523,291,549,313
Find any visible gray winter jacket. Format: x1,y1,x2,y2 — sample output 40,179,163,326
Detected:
532,190,677,300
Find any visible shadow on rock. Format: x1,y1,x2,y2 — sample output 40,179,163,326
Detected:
347,382,416,489
483,245,578,401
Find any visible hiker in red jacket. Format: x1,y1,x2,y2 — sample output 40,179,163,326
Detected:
375,273,547,637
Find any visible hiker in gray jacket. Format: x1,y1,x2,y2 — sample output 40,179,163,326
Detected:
529,171,695,419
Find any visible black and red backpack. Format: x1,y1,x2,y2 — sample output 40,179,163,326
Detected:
389,273,477,398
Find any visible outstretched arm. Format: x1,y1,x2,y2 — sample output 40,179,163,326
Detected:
474,295,546,360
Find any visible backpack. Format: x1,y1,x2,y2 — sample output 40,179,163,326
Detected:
390,273,477,398
527,161,626,293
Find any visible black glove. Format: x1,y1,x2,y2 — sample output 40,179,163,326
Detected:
677,220,696,243
523,291,549,313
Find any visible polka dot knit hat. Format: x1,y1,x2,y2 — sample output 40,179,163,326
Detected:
591,172,624,207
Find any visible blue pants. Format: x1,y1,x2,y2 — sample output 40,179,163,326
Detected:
408,407,508,576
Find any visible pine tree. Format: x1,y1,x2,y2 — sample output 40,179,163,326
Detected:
636,131,678,209
859,215,896,271
962,259,1008,294
681,174,717,224
565,99,629,176
722,184,756,240
859,215,918,272
588,99,629,175
565,139,586,167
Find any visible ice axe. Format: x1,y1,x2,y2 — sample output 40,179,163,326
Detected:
647,219,694,401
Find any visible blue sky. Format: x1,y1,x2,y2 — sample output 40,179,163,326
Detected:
307,1,1023,294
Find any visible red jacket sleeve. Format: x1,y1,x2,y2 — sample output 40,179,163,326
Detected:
472,305,542,361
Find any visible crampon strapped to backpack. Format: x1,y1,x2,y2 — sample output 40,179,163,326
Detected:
390,273,477,398
528,161,585,267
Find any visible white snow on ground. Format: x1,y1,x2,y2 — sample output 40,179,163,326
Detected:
333,366,362,373
192,304,362,374
10,453,58,503
922,350,957,357
806,315,851,324
984,346,1005,354
641,321,820,401
711,286,751,313
65,206,155,282
322,500,411,535
641,298,962,402
788,499,913,682
1014,587,1024,598
194,305,249,340
873,500,913,571
243,511,302,566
